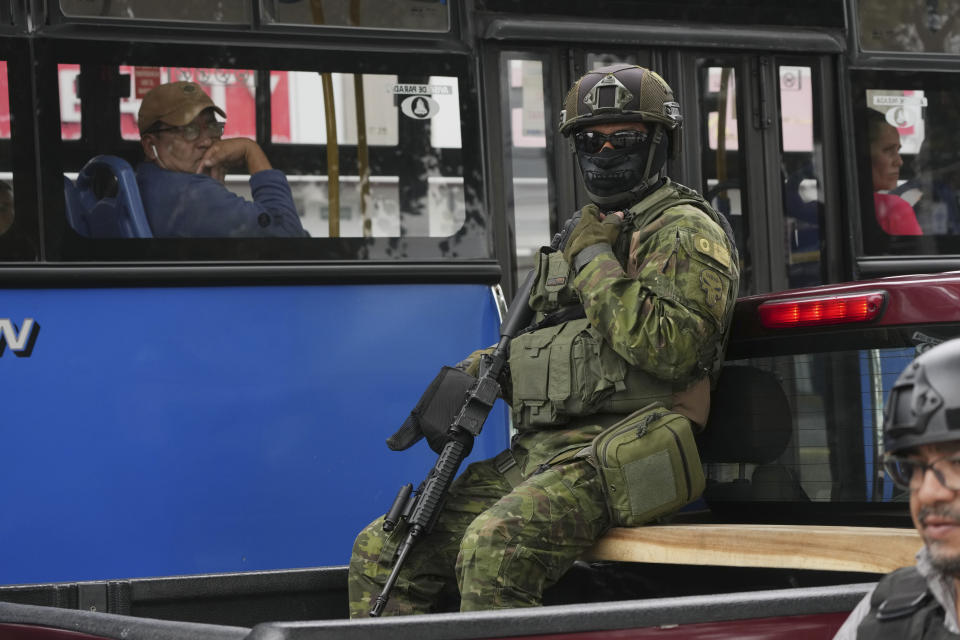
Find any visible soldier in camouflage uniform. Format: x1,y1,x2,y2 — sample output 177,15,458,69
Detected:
349,64,740,616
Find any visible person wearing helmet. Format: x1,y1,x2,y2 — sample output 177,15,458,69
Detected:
348,65,739,616
834,338,960,639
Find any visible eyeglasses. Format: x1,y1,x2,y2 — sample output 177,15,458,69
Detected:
573,129,649,154
883,451,960,491
151,121,225,141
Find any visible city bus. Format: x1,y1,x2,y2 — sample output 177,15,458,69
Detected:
2,0,960,594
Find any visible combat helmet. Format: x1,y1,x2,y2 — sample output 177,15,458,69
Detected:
559,64,682,143
882,338,960,455
559,64,683,208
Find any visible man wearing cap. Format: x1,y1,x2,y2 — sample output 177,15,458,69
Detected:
137,81,305,237
833,338,960,639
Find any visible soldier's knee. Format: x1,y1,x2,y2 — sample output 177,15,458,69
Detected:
457,514,512,587
351,517,388,560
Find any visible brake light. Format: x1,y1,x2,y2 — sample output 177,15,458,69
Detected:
758,291,886,328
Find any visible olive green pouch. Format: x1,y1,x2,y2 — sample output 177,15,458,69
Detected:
528,247,579,314
591,403,705,527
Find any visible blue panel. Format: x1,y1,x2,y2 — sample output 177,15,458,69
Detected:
0,283,509,584
859,347,915,502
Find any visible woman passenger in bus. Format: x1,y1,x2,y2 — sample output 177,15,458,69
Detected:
869,110,922,236
137,81,306,238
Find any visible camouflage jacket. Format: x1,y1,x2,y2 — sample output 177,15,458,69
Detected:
510,179,740,474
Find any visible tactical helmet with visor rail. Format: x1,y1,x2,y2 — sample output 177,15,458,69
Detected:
882,338,960,490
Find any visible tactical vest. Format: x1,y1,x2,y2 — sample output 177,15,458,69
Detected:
857,567,959,639
510,180,736,430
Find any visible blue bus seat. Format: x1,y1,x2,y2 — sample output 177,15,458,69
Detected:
63,175,89,237
66,155,152,238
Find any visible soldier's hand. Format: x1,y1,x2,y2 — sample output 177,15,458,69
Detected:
555,209,583,250
454,345,496,377
561,204,623,267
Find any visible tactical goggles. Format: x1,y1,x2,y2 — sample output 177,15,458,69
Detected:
883,451,960,491
150,121,225,141
573,129,649,154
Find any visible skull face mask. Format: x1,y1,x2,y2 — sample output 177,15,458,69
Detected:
576,128,669,209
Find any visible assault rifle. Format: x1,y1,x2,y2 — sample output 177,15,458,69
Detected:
370,214,580,616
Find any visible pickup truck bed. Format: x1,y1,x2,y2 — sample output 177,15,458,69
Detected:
0,580,872,640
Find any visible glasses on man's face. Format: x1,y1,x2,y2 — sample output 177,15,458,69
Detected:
573,129,649,154
153,121,225,142
883,451,960,491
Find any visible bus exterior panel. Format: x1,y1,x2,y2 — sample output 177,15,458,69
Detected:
0,281,509,584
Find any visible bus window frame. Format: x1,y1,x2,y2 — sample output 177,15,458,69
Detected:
0,36,41,261
45,0,464,42
33,34,491,263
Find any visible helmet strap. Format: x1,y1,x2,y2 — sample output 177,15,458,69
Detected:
624,124,668,203
641,125,665,183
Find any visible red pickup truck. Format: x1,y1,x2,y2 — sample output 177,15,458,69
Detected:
5,271,956,640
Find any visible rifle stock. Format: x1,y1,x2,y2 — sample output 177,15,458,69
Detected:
369,214,579,616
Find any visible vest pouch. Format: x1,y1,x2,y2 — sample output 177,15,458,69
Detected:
528,247,579,314
591,402,705,527
510,323,567,426
511,318,668,428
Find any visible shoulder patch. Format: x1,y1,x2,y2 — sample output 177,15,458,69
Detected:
700,268,724,310
693,233,731,269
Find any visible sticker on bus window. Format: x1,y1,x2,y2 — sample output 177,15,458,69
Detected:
870,93,928,129
390,83,453,96
400,95,439,120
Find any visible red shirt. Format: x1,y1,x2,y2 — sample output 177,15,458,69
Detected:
874,192,923,236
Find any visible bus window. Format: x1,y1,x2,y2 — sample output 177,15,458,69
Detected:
585,52,639,69
853,70,960,256
858,0,960,54
53,53,481,258
58,0,251,23
502,56,549,286
269,71,463,239
0,60,13,238
261,0,450,32
779,64,824,289
58,64,82,141
700,63,750,292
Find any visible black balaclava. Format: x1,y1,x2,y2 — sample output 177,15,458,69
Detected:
576,124,670,210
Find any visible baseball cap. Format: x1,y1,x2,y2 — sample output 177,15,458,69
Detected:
138,81,227,135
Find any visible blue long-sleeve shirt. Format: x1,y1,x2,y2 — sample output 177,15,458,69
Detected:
136,162,306,238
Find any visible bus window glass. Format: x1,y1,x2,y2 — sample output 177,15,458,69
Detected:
269,72,463,238
59,0,250,23
701,64,750,292
261,0,450,31
119,66,257,142
853,70,960,257
503,57,549,285
779,65,823,288
858,0,960,54
0,60,12,237
585,52,638,68
59,64,81,141
56,57,478,255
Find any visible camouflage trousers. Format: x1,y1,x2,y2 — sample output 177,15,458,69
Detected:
348,454,609,617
